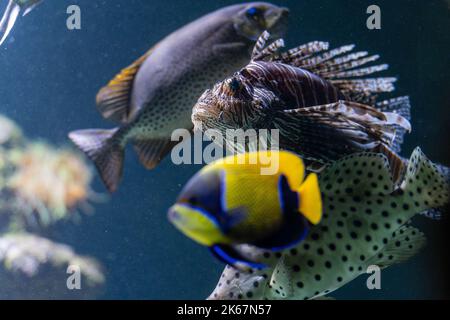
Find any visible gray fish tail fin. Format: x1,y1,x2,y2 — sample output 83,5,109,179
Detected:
68,128,123,193
401,147,450,213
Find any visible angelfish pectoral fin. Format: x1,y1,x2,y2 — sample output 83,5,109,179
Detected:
0,0,21,46
210,245,266,270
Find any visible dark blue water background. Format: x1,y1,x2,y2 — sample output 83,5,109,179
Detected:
0,0,448,299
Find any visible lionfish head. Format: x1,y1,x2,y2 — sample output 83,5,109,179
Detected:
192,76,258,132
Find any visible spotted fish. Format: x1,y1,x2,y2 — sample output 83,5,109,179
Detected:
208,147,449,299
192,31,412,181
68,3,289,192
0,0,42,46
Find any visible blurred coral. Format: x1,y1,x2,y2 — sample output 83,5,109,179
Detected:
6,142,98,226
0,113,106,299
0,233,104,299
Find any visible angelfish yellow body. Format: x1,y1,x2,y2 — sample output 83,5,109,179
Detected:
168,150,322,269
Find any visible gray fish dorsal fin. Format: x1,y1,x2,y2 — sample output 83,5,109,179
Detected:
319,152,394,197
96,48,154,123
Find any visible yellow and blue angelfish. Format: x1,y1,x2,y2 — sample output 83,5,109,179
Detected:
168,151,322,269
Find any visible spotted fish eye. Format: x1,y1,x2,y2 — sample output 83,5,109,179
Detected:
245,7,263,20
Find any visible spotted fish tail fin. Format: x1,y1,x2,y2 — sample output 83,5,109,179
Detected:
419,163,450,220
68,128,124,193
401,147,450,213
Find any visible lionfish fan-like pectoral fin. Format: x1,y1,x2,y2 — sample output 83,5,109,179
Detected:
133,138,178,170
375,96,411,153
210,245,266,270
272,101,408,163
364,225,426,269
96,48,154,123
68,128,124,193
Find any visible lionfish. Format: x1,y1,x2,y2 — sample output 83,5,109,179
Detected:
192,31,412,181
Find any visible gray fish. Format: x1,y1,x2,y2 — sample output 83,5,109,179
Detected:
208,148,449,299
69,3,289,192
0,0,42,45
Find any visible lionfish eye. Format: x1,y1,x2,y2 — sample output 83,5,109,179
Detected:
245,7,263,19
229,78,241,92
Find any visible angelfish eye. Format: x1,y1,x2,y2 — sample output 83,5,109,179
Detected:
188,197,199,206
245,7,263,19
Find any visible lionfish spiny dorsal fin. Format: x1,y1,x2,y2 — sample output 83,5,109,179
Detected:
251,32,398,105
251,30,271,59
251,31,285,61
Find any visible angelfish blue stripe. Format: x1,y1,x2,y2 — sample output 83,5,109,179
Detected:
278,174,286,215
213,245,266,270
219,170,227,217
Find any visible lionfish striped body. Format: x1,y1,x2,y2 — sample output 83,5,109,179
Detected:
192,31,411,179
